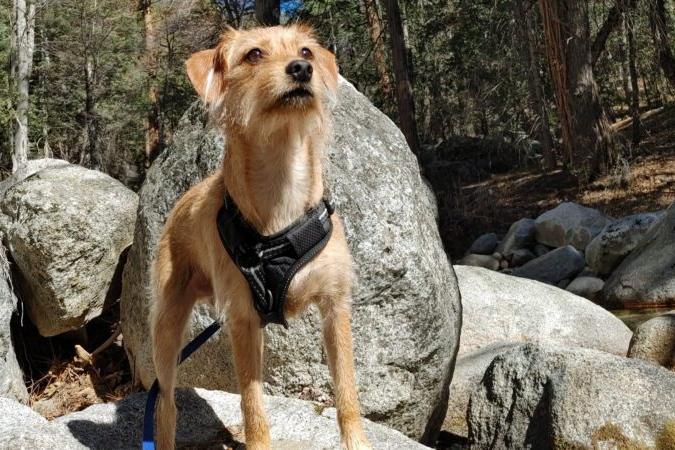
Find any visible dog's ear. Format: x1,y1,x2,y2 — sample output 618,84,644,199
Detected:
316,47,339,93
186,48,224,103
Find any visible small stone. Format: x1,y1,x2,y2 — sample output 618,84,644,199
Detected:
628,311,675,370
512,245,585,285
492,251,503,260
534,202,612,250
566,276,604,301
500,260,509,269
533,244,550,257
496,218,536,256
557,279,570,289
459,254,500,271
468,233,499,255
510,249,535,267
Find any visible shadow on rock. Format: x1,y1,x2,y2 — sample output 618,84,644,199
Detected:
61,388,243,450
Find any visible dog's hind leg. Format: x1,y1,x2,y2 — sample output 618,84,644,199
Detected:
151,260,199,450
319,297,372,450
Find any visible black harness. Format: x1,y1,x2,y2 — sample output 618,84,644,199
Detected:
216,194,334,327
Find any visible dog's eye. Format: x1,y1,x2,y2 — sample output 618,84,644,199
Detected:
246,48,263,63
300,47,313,59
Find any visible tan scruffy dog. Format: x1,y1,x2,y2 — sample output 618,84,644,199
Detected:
150,24,372,450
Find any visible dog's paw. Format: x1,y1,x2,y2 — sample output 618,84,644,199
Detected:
341,435,373,450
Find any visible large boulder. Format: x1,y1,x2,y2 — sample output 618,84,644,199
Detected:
444,266,632,439
455,266,631,359
534,202,612,250
511,245,585,285
120,79,461,440
0,242,27,403
0,397,82,449
443,343,518,439
628,310,675,371
586,211,664,275
468,344,675,449
55,388,430,450
603,203,675,308
0,162,138,336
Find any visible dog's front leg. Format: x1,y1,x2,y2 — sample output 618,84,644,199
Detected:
228,302,270,450
320,298,372,450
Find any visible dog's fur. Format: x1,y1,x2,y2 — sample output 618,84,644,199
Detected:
150,25,371,450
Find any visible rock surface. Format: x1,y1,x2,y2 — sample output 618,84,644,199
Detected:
496,218,535,256
0,389,429,450
0,162,138,336
512,245,585,285
455,266,631,359
120,79,461,440
468,344,675,449
467,233,498,255
628,310,675,370
565,276,604,301
458,253,499,271
0,242,27,403
603,203,675,308
0,397,82,449
534,202,612,250
510,248,535,267
443,343,518,438
586,211,664,275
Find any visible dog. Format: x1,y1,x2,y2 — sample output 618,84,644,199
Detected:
150,24,372,450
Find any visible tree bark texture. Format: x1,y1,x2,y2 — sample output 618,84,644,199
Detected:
362,0,392,100
255,0,280,26
383,0,421,157
10,0,35,172
514,0,556,170
625,12,641,145
649,0,675,87
139,0,163,166
539,0,615,184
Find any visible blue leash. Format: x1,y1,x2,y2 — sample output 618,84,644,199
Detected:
142,321,222,450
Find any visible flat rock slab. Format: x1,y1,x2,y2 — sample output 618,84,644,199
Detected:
53,388,430,450
120,78,461,441
0,162,138,336
468,344,675,449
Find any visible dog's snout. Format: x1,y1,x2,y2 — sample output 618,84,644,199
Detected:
285,60,313,83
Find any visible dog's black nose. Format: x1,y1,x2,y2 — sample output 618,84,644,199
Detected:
286,60,313,83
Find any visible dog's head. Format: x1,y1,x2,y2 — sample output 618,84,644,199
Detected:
186,24,338,137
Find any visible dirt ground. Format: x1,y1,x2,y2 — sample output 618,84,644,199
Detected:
442,106,675,259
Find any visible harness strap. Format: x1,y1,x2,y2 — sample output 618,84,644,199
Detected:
217,196,334,327
141,321,221,450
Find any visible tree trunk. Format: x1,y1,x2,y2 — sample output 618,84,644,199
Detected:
84,57,101,170
625,12,641,145
539,0,615,184
514,0,556,170
383,0,421,157
362,0,392,100
649,0,675,87
139,0,163,166
255,0,280,26
10,0,35,172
